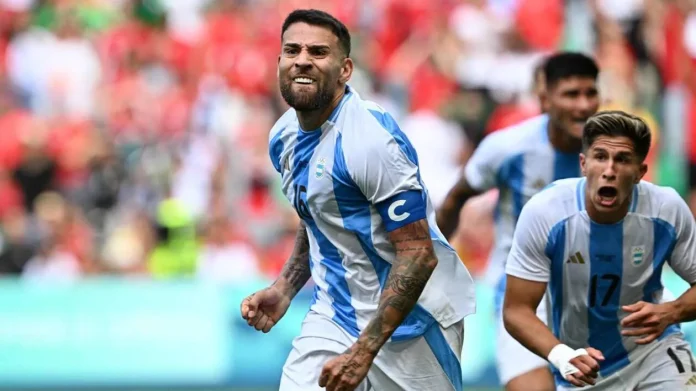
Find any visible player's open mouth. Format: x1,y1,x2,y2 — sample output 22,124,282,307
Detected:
293,77,315,84
597,186,618,206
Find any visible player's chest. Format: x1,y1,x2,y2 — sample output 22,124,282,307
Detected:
500,151,579,198
278,137,346,222
559,218,667,290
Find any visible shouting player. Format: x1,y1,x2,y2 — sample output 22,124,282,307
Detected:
504,110,696,389
436,52,600,391
240,9,475,391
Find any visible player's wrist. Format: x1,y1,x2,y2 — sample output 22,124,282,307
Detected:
664,300,685,325
271,278,298,299
547,344,586,378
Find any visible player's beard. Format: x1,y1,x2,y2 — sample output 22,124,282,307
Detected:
280,77,335,112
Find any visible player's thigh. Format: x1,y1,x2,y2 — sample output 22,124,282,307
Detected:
280,311,370,391
496,295,550,387
371,320,464,391
635,337,696,391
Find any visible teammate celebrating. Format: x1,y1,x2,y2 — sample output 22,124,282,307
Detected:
436,52,600,391
240,9,475,391
504,111,696,389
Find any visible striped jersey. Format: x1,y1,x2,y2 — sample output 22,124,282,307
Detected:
506,178,696,385
269,85,476,341
463,115,580,296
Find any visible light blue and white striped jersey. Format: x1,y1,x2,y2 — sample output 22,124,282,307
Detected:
464,115,581,298
506,178,696,386
269,86,476,341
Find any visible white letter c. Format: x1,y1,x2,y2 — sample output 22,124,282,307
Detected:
388,200,410,222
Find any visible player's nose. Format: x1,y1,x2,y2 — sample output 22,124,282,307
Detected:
293,49,313,69
601,164,617,180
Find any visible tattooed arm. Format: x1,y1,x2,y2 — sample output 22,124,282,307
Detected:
357,218,437,355
273,221,312,298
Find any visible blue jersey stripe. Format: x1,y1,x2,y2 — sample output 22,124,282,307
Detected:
588,222,630,377
630,186,639,213
545,220,567,339
576,178,585,211
552,150,580,180
497,154,525,220
544,219,567,386
650,219,681,340
292,129,358,336
269,128,285,173
423,323,463,391
333,132,391,289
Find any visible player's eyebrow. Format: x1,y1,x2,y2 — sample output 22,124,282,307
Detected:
283,42,331,51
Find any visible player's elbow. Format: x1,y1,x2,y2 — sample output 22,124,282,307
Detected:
502,299,527,337
412,248,438,272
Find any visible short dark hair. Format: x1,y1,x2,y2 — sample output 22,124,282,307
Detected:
583,110,652,162
281,9,351,57
543,52,599,88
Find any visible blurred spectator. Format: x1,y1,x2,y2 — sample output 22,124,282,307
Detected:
0,0,693,285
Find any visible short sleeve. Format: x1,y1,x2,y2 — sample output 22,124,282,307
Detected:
343,115,426,232
505,196,553,282
463,132,505,192
269,130,284,174
663,190,696,284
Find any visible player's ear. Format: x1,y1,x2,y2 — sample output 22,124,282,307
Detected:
339,57,353,85
539,89,550,112
580,153,587,176
637,163,648,183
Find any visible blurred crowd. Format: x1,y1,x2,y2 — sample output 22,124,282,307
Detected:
0,0,695,283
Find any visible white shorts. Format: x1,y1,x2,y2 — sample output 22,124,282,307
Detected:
557,334,696,391
280,310,464,391
495,279,552,385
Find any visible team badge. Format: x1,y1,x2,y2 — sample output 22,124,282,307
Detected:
631,246,645,266
315,157,326,179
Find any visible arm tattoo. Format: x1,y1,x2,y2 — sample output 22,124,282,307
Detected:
276,222,312,297
357,219,437,355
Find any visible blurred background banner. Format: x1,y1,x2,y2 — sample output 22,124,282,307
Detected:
0,270,690,390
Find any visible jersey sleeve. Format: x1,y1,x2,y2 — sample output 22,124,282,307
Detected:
505,195,553,282
343,117,427,232
663,190,696,284
463,132,505,192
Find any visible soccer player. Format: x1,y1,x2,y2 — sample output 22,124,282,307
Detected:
504,110,696,390
240,9,475,391
436,52,600,391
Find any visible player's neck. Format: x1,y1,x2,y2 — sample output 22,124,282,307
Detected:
547,123,581,153
584,195,631,225
296,88,346,131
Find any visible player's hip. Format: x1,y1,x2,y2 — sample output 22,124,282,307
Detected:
281,309,465,391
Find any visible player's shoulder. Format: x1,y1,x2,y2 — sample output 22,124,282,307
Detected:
340,87,412,156
477,114,549,156
523,178,582,222
634,180,689,220
269,108,298,144
268,108,299,172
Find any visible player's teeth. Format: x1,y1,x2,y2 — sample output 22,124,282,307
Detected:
295,78,313,84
